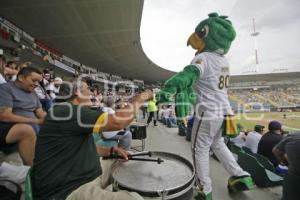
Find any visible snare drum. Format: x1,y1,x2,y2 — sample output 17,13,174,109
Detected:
112,151,195,200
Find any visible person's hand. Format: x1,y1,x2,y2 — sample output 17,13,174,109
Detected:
113,147,129,161
155,86,175,104
36,118,45,125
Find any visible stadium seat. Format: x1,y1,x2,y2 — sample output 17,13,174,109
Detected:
0,144,18,155
25,168,33,200
237,151,283,187
185,127,192,141
230,143,244,155
241,146,276,172
162,117,167,125
242,146,255,156
178,123,186,136
255,153,275,172
129,124,147,151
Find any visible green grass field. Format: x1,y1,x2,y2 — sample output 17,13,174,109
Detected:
236,112,300,133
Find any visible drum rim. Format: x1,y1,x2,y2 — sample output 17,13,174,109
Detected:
112,151,195,197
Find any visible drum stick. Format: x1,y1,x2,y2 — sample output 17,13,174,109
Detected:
129,157,164,164
102,155,164,164
129,151,152,157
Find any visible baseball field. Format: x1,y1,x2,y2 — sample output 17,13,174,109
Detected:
236,112,300,133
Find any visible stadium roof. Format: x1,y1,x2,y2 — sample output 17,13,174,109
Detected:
0,0,175,83
230,72,300,83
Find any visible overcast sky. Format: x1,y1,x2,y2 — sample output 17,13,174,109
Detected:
140,0,300,75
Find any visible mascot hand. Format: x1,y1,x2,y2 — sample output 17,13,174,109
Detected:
155,85,176,104
156,65,199,118
175,86,197,119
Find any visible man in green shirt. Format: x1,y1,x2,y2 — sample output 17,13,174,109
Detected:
146,96,158,126
32,79,152,200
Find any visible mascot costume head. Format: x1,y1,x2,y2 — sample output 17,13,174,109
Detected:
187,12,236,55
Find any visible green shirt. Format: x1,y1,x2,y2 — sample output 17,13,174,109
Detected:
147,100,157,112
32,103,104,200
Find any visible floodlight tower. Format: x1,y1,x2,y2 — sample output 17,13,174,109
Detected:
250,18,260,73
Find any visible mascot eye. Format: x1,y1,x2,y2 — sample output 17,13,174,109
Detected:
198,25,209,38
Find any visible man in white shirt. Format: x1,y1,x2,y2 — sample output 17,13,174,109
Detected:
100,97,132,150
231,124,246,147
245,125,265,153
0,56,18,84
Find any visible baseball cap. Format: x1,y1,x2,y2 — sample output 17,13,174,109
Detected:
254,125,264,132
268,121,282,131
237,123,244,131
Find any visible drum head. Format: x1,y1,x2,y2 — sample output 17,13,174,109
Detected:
112,152,194,195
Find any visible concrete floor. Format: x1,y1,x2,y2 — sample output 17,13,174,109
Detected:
132,117,282,200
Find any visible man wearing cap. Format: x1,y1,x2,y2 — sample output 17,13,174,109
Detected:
244,125,264,153
258,121,283,167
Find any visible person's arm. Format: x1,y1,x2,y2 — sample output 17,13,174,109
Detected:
100,90,153,132
4,67,18,76
35,107,47,124
92,91,152,133
0,107,39,124
273,137,289,166
272,147,288,166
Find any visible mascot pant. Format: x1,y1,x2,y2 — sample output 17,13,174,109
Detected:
191,111,249,194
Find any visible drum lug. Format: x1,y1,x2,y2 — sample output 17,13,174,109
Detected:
112,180,119,192
158,190,168,200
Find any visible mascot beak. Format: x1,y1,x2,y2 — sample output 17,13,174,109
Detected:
187,32,205,53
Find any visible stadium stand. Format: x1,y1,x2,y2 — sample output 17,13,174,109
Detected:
229,73,300,112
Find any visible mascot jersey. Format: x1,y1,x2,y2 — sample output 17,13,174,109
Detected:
191,52,232,115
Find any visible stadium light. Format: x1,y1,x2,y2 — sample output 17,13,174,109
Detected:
250,18,260,72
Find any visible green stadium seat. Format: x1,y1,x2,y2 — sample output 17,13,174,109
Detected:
162,117,167,125
230,143,244,155
185,127,192,141
241,146,276,172
237,151,283,187
255,153,275,172
25,168,33,200
242,146,255,156
178,124,186,136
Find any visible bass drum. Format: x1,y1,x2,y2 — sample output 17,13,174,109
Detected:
112,151,195,200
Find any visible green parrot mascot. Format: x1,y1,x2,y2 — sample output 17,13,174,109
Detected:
157,13,254,200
